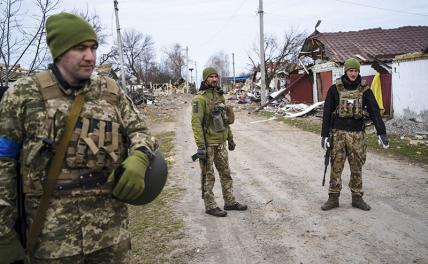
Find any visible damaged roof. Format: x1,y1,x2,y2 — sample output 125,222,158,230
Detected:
299,26,428,63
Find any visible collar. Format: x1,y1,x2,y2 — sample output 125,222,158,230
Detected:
50,63,89,91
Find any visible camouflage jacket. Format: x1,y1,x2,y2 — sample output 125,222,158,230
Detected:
0,70,154,258
191,86,233,148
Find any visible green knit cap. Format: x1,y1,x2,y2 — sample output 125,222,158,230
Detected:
344,58,360,72
46,12,98,59
202,67,218,81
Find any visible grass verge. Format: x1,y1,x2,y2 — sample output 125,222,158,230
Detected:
128,131,186,263
257,111,428,164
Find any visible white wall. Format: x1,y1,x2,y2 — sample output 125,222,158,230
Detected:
392,57,428,122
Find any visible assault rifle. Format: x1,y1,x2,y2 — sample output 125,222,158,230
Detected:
191,127,208,199
191,151,207,199
322,134,332,186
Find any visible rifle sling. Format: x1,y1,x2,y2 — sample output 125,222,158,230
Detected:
27,93,85,253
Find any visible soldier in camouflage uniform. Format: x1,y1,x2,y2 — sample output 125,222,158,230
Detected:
321,58,390,211
0,13,154,263
191,67,247,217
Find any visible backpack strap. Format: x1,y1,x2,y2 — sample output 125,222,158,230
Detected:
102,77,120,105
335,78,344,92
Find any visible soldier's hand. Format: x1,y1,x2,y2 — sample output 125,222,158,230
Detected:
378,134,389,149
321,137,330,150
196,147,207,161
0,231,25,263
111,150,149,200
228,138,236,151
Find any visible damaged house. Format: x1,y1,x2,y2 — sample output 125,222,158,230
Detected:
297,26,428,120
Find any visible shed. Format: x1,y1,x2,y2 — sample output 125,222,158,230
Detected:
392,52,428,122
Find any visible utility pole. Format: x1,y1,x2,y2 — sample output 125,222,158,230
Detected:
258,0,267,105
114,0,127,91
186,46,189,93
194,61,198,90
232,52,236,86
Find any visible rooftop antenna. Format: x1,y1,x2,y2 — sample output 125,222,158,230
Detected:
315,19,322,31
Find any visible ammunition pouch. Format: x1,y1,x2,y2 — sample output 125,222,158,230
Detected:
212,109,225,132
224,105,235,124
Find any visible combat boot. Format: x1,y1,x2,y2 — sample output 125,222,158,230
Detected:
321,193,339,211
352,194,371,211
224,202,248,211
206,207,227,217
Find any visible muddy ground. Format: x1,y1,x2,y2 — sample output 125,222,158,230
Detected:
146,94,428,264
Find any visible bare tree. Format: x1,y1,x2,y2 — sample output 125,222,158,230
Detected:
248,28,307,89
117,29,154,85
205,50,230,78
0,0,59,86
163,43,185,79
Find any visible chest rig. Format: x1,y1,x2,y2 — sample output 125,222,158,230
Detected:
335,78,369,119
201,89,234,133
35,71,127,196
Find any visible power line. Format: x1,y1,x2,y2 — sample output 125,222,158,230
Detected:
333,0,428,17
198,0,251,47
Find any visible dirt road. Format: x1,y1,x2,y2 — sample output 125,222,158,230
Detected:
160,96,428,264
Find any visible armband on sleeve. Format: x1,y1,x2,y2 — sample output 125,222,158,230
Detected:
0,136,20,159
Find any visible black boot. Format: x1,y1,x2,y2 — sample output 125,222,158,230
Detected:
352,194,371,211
321,193,340,211
224,202,248,211
206,207,227,217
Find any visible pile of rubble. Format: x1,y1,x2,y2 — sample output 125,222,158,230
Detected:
385,118,428,146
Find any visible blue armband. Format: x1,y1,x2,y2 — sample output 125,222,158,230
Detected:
0,136,20,158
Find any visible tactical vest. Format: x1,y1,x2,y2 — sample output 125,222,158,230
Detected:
34,71,126,196
335,78,369,119
201,90,232,132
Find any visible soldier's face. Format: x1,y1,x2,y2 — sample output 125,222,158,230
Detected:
205,73,219,87
346,68,359,82
56,40,98,84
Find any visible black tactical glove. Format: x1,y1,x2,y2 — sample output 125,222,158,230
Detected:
378,134,389,149
321,136,330,150
197,147,207,161
228,138,236,151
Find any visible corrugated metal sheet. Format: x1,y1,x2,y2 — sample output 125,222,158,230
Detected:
320,71,332,100
288,74,313,103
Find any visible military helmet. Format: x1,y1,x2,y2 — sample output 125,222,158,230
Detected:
114,149,168,205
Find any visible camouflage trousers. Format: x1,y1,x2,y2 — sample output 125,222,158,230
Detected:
329,129,367,195
30,239,130,264
200,143,236,210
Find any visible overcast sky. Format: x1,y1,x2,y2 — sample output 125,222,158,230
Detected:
24,0,428,79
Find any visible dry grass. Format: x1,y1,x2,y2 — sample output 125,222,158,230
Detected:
128,131,187,263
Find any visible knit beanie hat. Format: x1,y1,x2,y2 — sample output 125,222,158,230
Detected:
46,12,98,60
344,58,360,72
202,67,218,81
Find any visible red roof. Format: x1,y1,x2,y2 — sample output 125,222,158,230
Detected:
300,26,428,63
